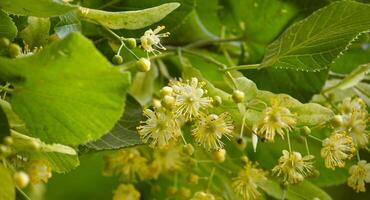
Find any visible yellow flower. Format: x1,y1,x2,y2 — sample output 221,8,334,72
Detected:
113,184,141,200
151,144,184,175
348,160,370,192
190,191,216,200
321,132,356,169
103,149,148,181
170,77,212,120
336,98,369,148
253,99,296,141
272,150,315,184
140,26,169,54
137,109,181,147
232,161,267,200
192,113,233,150
26,160,52,184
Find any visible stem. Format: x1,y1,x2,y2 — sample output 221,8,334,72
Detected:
180,132,187,145
304,137,311,155
207,168,216,192
239,113,247,138
183,37,243,49
356,151,361,162
321,93,339,112
287,132,292,152
308,135,323,142
281,189,287,200
220,64,260,71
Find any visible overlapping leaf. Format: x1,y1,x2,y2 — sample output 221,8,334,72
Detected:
261,1,370,71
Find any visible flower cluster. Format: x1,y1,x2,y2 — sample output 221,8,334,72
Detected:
137,77,234,150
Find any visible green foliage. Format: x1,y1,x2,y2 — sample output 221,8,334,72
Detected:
0,0,77,17
0,33,130,145
0,10,17,41
0,164,15,200
85,95,142,151
261,1,370,71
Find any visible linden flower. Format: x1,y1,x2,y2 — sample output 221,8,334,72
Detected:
321,132,356,169
272,150,315,184
113,184,141,200
347,160,370,192
103,149,148,181
151,145,184,174
232,161,268,200
140,26,169,54
26,160,52,184
190,191,216,200
336,98,369,148
137,109,181,147
253,99,296,142
170,77,212,120
340,110,369,147
192,113,234,150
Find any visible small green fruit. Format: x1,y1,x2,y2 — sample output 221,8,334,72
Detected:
124,38,137,49
112,55,123,65
0,37,10,47
8,43,22,58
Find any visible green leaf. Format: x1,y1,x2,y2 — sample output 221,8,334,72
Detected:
78,2,180,30
0,107,10,140
0,33,131,146
84,95,142,151
0,0,77,17
0,164,15,200
19,17,51,48
0,10,17,41
261,1,370,71
260,180,332,200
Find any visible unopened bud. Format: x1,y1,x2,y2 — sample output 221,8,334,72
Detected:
232,90,245,103
124,38,137,49
167,186,177,196
160,86,173,96
236,137,247,150
212,96,222,107
13,171,30,188
137,58,151,72
0,37,10,47
303,126,311,136
187,173,199,184
162,95,175,109
331,115,343,128
112,55,123,65
212,149,226,163
8,43,21,58
4,136,13,146
182,144,194,156
179,187,191,198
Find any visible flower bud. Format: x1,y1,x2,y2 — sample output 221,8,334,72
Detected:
303,126,311,136
160,86,173,96
13,171,30,188
152,99,162,109
331,115,343,128
0,144,11,156
167,186,177,196
162,95,175,109
137,58,151,72
241,155,249,165
124,38,137,49
8,43,21,58
232,90,245,103
212,96,222,107
182,144,194,156
179,187,191,199
212,149,226,163
187,173,199,184
112,55,123,65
